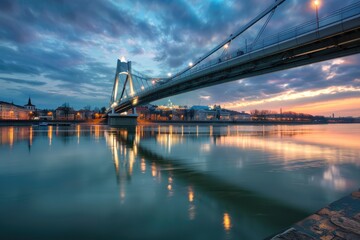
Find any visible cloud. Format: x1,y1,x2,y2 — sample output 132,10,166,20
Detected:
221,85,360,110
0,77,46,86
0,0,359,114
290,97,360,117
199,95,210,100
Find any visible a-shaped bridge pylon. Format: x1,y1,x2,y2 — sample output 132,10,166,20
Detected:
109,57,165,114
110,57,135,112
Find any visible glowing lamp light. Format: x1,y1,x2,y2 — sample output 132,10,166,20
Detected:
167,72,172,77
132,97,138,105
152,80,156,84
188,62,193,67
120,56,126,62
224,43,229,49
314,0,319,6
111,102,118,108
141,85,145,90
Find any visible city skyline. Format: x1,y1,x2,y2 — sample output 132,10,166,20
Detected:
0,0,359,117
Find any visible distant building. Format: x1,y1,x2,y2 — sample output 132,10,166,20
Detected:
191,106,216,120
55,106,75,120
230,111,251,121
136,103,249,122
37,109,54,121
0,101,30,120
77,109,94,120
24,98,36,111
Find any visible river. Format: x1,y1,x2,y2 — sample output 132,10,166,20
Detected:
0,123,359,239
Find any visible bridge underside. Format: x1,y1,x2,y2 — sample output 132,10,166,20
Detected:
114,16,360,113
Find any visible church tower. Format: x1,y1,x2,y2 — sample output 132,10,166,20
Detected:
24,97,36,111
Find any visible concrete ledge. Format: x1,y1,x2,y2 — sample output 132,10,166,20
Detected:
108,114,138,126
269,189,360,239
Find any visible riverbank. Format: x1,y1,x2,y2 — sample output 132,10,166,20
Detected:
2,119,359,126
268,189,360,239
138,119,330,125
0,119,86,126
0,119,108,126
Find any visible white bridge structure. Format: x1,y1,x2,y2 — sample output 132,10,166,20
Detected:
108,0,360,114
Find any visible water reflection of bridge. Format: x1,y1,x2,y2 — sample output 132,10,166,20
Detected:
104,126,313,235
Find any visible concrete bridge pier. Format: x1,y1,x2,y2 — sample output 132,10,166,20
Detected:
108,113,138,126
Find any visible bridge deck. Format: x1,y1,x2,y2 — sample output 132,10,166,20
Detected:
113,3,360,113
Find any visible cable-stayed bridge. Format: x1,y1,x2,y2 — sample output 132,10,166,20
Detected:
108,0,360,114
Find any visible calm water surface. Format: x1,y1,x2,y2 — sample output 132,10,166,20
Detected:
0,124,359,239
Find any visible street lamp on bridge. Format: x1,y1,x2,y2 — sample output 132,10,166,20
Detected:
313,0,320,30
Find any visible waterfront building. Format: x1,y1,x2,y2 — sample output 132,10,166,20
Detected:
0,101,30,120
37,110,54,121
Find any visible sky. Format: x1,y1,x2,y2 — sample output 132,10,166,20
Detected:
0,0,359,117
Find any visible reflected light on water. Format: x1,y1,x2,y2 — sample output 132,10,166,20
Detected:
141,158,146,173
188,187,196,220
200,143,211,153
217,135,359,165
29,126,33,146
223,213,232,232
294,131,360,150
169,125,173,135
93,125,100,140
167,176,173,197
151,163,157,177
128,150,135,175
135,126,141,144
104,131,119,173
76,125,80,144
120,182,126,203
322,165,348,190
113,144,120,174
188,187,194,202
8,127,14,147
48,125,53,146
156,134,183,153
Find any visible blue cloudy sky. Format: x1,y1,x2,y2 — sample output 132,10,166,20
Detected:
0,0,359,116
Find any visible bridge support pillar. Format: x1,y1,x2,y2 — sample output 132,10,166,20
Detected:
108,113,138,126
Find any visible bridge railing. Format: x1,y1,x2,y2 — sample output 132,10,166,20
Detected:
172,1,360,80
254,1,360,50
